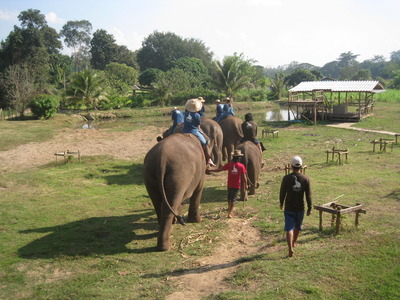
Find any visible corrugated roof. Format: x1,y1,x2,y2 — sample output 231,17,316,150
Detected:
289,81,386,93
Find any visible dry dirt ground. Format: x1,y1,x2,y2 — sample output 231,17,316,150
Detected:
0,126,270,298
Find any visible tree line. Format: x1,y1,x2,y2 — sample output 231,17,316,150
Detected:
1,9,400,118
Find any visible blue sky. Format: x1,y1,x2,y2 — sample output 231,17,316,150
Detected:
0,0,399,67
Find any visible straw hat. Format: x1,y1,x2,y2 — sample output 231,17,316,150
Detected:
185,98,202,113
224,97,231,102
198,97,205,103
232,149,244,157
215,99,221,103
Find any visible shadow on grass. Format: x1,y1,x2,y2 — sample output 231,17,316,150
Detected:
101,163,144,185
18,209,160,258
82,162,144,186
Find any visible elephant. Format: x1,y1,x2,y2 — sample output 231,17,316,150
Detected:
236,141,263,200
218,116,243,162
160,119,223,167
200,117,223,168
143,133,207,251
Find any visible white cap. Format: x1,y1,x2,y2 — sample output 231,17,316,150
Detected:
291,156,302,167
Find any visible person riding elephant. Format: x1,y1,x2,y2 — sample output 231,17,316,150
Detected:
183,98,215,167
144,134,207,251
198,97,206,117
236,141,263,200
240,113,264,158
169,107,184,135
213,99,224,122
218,115,243,162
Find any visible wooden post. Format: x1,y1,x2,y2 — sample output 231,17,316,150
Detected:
335,206,341,234
319,210,323,231
355,203,360,228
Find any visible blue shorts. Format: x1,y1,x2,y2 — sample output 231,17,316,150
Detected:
284,211,305,231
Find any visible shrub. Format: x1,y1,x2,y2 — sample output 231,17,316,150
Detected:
30,94,59,120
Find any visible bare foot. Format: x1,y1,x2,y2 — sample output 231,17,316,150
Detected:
292,242,298,248
288,250,294,257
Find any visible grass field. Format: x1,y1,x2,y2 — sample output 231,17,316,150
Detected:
0,101,399,299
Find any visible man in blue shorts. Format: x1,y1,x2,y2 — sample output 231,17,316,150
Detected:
279,156,312,257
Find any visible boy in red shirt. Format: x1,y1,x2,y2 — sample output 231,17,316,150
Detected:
208,150,248,218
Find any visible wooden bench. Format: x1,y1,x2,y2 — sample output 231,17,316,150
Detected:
55,150,81,162
394,133,400,144
262,129,279,139
371,138,394,152
284,163,307,175
314,201,366,234
325,147,348,164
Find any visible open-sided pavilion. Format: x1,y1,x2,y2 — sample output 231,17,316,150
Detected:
288,81,386,123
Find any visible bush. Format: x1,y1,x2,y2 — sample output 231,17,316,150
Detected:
30,94,59,120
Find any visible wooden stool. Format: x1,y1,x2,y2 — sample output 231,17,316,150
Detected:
262,129,279,139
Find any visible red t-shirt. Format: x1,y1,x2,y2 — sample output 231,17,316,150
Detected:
222,162,247,189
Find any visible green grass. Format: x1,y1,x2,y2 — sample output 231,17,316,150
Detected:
1,102,400,299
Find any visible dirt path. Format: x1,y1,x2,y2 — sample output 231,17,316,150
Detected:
0,126,161,173
326,122,399,136
166,217,266,299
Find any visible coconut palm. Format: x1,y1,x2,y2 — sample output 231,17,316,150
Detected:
68,69,105,109
213,53,257,101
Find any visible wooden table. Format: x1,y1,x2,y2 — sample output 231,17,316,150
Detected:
314,201,366,234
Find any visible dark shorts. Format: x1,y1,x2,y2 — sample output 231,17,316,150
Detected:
284,211,305,231
227,188,239,203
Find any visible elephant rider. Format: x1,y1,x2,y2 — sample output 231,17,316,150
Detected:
213,99,224,122
240,113,265,157
220,97,235,121
198,97,206,117
183,98,216,167
169,106,184,135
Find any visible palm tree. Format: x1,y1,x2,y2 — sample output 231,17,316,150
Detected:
269,72,287,100
213,53,257,101
68,69,104,109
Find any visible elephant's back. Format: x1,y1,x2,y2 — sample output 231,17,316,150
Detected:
144,134,204,169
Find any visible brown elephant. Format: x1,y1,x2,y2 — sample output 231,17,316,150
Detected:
236,141,262,200
200,117,223,168
161,120,222,167
218,116,243,162
143,133,206,251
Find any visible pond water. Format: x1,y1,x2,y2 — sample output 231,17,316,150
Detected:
80,106,297,129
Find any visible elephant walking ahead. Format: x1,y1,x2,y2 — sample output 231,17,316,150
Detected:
236,141,263,201
200,117,223,168
143,133,206,251
218,116,243,162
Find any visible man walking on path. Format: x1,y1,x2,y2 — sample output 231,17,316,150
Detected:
279,156,312,257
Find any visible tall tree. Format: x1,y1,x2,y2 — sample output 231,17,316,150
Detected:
137,31,213,72
0,9,62,89
90,29,118,70
213,53,257,101
1,64,37,117
60,20,92,71
284,69,317,87
171,57,210,87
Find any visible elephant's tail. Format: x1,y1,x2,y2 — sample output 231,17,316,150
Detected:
159,165,186,226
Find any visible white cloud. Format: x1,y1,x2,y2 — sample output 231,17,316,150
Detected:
108,27,143,51
0,9,17,21
45,12,65,25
